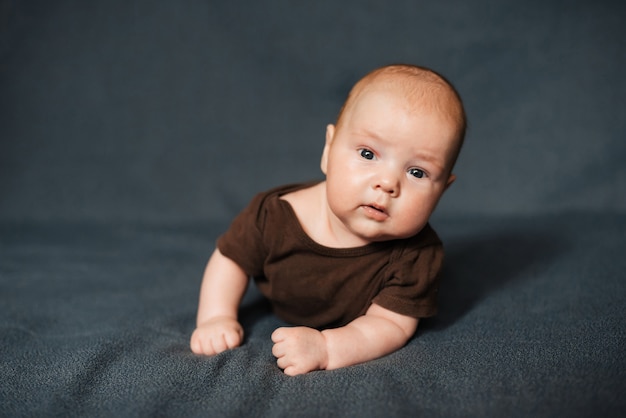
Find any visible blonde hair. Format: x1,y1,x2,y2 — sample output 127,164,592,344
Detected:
335,64,467,168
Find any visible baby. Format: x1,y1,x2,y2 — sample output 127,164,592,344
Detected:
190,64,466,376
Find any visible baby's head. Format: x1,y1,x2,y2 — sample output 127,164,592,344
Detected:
320,64,467,244
334,64,466,172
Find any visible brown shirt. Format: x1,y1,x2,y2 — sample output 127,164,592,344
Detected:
217,183,444,329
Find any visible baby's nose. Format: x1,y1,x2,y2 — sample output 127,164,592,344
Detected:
375,174,400,197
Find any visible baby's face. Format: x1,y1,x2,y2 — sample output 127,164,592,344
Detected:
321,87,458,244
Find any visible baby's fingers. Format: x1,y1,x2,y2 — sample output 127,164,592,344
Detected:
190,323,243,356
190,332,203,354
274,354,309,376
190,330,217,355
207,328,242,353
209,334,229,354
271,327,286,343
223,327,244,350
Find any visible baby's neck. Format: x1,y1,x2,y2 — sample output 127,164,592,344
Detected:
280,182,371,248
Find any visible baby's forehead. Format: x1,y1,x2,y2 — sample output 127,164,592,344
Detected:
362,74,453,106
350,78,460,131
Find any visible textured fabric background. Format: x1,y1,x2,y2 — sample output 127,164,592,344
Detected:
1,1,625,417
1,0,624,221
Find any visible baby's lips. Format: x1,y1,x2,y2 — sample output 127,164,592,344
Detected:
361,204,389,221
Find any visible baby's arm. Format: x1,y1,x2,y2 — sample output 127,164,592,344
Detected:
271,303,418,376
190,248,249,355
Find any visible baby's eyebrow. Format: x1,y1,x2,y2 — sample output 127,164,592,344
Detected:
409,151,447,173
413,151,438,164
356,129,404,149
354,128,385,142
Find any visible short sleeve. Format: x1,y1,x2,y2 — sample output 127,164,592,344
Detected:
216,192,269,278
372,239,444,319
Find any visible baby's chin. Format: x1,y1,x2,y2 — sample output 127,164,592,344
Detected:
350,227,418,244
370,224,429,243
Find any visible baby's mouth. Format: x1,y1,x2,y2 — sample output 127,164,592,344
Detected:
362,204,389,221
367,203,387,213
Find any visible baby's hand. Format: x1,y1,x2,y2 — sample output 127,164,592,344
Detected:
271,327,328,376
190,316,244,356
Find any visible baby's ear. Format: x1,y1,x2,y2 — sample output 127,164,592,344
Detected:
320,124,335,174
445,173,456,190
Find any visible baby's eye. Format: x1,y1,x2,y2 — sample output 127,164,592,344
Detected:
409,168,426,179
359,149,375,160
